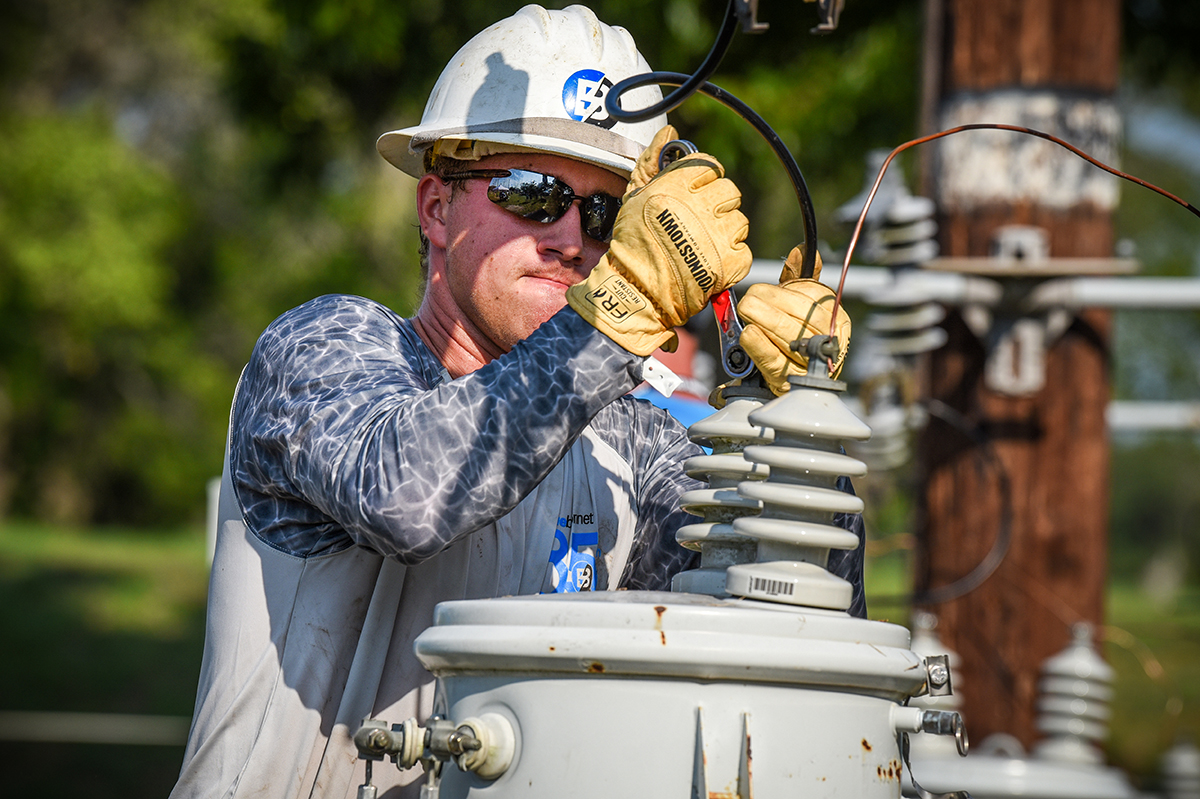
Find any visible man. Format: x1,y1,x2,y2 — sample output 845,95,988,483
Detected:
172,6,861,798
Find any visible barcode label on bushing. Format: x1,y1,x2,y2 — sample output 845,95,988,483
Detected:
752,577,794,596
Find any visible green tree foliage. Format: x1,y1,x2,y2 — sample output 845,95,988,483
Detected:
1124,0,1200,113
0,0,922,526
0,109,225,524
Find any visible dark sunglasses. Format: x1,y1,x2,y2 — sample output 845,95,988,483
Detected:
442,168,622,243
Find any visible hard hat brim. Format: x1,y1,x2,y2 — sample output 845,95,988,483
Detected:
377,119,647,180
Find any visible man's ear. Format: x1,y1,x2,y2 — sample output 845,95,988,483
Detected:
416,174,451,249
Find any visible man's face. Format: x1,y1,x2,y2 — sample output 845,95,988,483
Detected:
426,152,627,353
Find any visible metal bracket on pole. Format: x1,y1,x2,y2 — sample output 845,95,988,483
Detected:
935,225,1135,397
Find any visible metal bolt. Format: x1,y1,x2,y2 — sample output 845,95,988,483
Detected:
353,721,398,759
928,662,949,688
445,729,482,755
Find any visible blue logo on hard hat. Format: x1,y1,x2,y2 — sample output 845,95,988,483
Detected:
563,69,617,130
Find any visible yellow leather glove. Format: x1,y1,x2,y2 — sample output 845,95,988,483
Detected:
736,245,852,396
567,125,752,356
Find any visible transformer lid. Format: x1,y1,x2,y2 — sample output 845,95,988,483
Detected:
415,591,925,699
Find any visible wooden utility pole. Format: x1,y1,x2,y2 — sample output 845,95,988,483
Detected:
916,0,1122,748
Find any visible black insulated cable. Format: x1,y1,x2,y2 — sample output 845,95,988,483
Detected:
606,0,742,124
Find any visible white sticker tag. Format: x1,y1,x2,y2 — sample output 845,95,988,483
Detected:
642,356,682,398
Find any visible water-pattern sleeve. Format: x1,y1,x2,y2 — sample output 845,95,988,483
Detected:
589,397,705,591
231,295,642,562
830,477,868,619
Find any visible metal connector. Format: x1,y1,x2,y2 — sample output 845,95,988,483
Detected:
354,714,515,782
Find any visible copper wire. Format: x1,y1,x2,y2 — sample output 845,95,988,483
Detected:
828,123,1200,339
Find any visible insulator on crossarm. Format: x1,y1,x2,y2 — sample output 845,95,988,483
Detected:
1163,737,1200,799
1033,623,1115,765
861,194,946,358
876,195,939,267
726,344,869,611
864,299,948,358
672,381,775,597
863,267,947,361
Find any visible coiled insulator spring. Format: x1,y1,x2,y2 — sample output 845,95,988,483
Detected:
672,382,775,597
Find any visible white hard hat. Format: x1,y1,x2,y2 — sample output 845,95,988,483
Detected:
377,4,667,179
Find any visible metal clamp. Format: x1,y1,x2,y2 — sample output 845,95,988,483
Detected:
893,705,971,798
788,335,845,389
353,717,423,769
924,654,954,697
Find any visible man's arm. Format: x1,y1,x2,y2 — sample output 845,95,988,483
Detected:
589,397,705,591
830,478,868,619
232,295,642,563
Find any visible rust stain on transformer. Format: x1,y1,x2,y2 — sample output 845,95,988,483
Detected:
587,661,605,673
876,760,902,781
861,738,872,752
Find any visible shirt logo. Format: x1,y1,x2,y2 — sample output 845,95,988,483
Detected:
547,513,597,592
562,69,617,130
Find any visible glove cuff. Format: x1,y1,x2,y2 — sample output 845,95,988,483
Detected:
566,259,676,357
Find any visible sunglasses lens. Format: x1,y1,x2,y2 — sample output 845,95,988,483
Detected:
581,194,621,242
488,171,567,223
484,169,619,242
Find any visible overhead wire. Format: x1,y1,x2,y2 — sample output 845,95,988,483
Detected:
605,0,742,124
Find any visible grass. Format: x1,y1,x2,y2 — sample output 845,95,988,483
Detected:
1105,581,1200,785
0,522,210,798
0,522,1196,796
